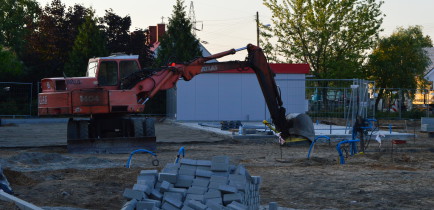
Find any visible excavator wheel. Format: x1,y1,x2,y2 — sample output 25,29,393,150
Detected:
67,118,78,140
67,117,157,154
144,118,156,137
78,120,89,139
132,118,145,137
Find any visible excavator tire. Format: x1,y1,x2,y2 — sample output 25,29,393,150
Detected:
144,118,155,137
67,117,156,154
78,120,89,139
133,118,145,137
67,118,78,140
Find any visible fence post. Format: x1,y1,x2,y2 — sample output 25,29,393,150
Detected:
399,88,402,119
30,83,33,116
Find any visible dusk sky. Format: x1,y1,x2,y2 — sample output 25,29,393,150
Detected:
37,0,434,61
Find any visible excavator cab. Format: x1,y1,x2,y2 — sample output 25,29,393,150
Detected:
88,54,141,87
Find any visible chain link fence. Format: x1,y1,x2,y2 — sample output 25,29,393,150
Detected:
304,79,375,126
374,88,433,119
0,82,34,117
1,79,431,122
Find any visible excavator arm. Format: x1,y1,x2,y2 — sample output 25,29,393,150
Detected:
130,44,314,141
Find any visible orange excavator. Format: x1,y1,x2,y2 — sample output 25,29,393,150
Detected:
38,44,314,153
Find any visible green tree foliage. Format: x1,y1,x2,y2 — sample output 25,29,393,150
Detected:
367,26,433,106
102,9,131,53
64,15,108,77
0,0,39,56
0,46,24,81
150,0,201,115
156,0,201,66
127,29,155,68
65,4,94,50
22,0,93,81
262,0,384,80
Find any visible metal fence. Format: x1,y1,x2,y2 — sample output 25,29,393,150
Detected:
305,79,375,126
0,82,33,117
374,88,433,119
0,79,431,121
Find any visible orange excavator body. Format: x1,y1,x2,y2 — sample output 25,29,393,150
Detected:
38,44,314,153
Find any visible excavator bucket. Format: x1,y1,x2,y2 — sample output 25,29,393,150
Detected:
286,113,315,143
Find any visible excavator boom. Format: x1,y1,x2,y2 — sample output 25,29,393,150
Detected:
139,44,314,141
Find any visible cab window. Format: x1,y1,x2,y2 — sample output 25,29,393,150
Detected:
86,62,98,77
98,61,118,86
120,60,140,79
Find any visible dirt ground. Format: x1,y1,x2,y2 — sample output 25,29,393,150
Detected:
1,120,434,210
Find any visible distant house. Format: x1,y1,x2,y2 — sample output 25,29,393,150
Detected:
423,47,434,81
413,48,434,106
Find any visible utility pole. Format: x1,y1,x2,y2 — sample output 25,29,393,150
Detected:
256,11,260,47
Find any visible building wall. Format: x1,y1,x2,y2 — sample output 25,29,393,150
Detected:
423,47,434,82
170,73,306,121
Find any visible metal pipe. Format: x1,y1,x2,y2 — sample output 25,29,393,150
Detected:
307,136,330,159
235,46,248,52
336,139,360,164
125,149,158,168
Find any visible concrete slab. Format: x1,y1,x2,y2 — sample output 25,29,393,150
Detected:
181,121,415,141
0,118,415,148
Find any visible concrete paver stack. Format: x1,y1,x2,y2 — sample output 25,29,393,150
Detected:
122,156,261,210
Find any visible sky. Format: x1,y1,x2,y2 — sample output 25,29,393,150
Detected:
36,0,434,61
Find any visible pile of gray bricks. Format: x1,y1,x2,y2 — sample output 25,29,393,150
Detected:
121,156,261,210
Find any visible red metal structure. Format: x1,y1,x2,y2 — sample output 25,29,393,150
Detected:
38,44,314,153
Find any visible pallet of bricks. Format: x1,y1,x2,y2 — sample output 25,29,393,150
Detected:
122,155,261,210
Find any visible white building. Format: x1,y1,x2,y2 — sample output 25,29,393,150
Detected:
166,64,309,121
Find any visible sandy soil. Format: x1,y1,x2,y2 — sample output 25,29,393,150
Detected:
1,120,434,210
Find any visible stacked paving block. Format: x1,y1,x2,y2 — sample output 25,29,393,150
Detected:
121,156,261,210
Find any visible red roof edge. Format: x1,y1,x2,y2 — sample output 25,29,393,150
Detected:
269,63,309,74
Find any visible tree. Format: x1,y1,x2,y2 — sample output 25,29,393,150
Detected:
22,0,93,81
367,26,433,107
156,0,201,66
64,15,108,77
0,46,24,81
149,0,202,115
64,4,94,52
0,0,39,57
262,0,384,80
26,0,68,78
102,9,131,53
127,29,155,68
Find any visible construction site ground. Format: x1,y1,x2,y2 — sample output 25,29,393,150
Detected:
1,119,434,210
